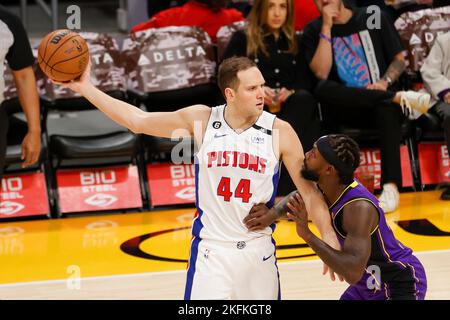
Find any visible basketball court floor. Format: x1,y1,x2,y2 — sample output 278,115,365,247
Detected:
0,190,449,299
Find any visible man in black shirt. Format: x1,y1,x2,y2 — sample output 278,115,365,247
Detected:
0,6,41,182
302,0,431,212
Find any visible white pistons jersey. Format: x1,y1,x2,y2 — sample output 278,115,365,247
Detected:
192,104,280,242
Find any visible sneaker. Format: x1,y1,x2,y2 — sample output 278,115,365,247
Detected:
400,91,431,120
378,183,400,213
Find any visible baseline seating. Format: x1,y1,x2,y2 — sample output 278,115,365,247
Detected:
43,32,146,215
395,5,450,189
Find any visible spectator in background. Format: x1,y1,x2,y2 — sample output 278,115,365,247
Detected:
302,0,432,212
229,0,255,16
0,6,41,183
347,0,396,21
147,0,188,18
420,31,450,200
434,0,450,7
223,0,321,196
385,0,432,20
346,1,435,23
134,0,245,43
294,0,321,31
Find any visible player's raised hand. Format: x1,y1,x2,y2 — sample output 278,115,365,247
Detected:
51,58,92,94
287,192,310,238
243,203,277,231
287,193,344,282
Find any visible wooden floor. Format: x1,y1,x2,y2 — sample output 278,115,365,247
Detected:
0,190,449,299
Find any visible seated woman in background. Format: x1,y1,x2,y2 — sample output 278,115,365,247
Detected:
222,0,321,196
132,0,245,43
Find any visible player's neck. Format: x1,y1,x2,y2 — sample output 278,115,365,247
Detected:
318,180,347,207
224,104,259,133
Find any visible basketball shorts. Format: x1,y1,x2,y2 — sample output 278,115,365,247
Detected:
340,255,427,300
184,236,280,300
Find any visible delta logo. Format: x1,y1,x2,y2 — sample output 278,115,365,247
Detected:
0,201,25,216
175,187,196,201
84,193,118,207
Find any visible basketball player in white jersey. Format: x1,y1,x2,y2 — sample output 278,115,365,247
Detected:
54,56,340,300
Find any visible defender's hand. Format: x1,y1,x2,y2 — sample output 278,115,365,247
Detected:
244,203,277,231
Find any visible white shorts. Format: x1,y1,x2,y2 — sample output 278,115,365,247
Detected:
184,236,280,300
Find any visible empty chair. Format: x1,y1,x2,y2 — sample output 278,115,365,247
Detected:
216,20,247,63
1,60,50,220
45,32,145,216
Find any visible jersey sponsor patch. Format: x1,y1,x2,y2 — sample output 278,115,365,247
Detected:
251,136,264,144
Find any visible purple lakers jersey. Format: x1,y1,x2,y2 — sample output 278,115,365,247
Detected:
330,180,417,284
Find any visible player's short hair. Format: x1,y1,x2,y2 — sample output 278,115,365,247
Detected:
327,134,360,184
218,56,257,97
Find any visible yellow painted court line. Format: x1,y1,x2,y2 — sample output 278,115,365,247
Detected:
0,269,187,288
1,248,449,289
0,190,448,285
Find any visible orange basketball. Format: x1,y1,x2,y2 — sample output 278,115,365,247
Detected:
38,29,89,82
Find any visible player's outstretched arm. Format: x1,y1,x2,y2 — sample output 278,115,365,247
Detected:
52,60,210,138
276,119,347,280
276,119,336,240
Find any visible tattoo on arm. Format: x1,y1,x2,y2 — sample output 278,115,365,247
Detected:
381,58,406,84
272,190,297,218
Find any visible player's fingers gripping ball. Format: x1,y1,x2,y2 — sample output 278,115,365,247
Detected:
38,29,89,82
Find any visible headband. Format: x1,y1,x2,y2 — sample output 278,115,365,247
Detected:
316,136,354,177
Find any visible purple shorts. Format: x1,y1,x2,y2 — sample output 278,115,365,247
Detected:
340,256,427,300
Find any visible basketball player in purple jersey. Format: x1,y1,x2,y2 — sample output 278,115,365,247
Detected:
245,134,427,300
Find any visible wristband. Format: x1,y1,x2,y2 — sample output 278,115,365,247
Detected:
319,32,333,44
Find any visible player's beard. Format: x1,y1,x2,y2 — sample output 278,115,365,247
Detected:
301,160,320,182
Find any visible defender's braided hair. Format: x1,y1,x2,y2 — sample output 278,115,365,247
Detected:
327,134,360,184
